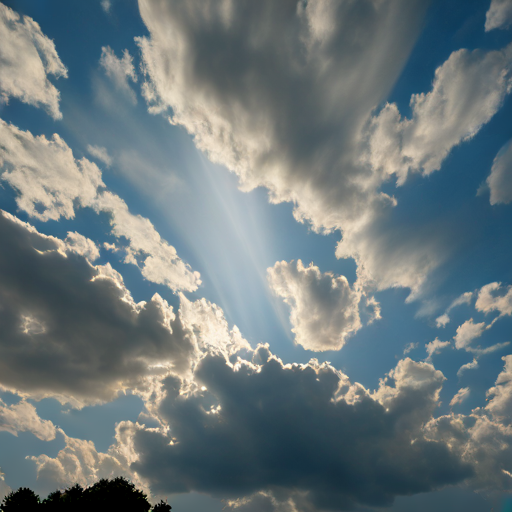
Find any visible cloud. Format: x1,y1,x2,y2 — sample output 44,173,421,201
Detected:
476,281,512,317
425,338,451,360
136,0,512,299
457,359,479,377
87,144,113,168
368,44,512,184
454,319,486,351
0,211,197,405
267,260,367,351
0,3,67,119
0,119,200,292
0,119,104,221
93,192,201,292
0,399,57,441
486,355,512,424
485,0,512,31
101,0,111,15
450,388,470,407
487,139,512,204
436,314,450,328
0,469,10,502
64,232,100,262
109,350,474,511
29,422,149,494
99,46,138,103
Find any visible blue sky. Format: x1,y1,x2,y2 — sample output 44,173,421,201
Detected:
1,0,512,511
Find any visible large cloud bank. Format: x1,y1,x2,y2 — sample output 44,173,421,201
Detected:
137,0,512,296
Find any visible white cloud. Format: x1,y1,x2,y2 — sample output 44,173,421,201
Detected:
487,140,512,204
135,1,512,301
368,45,512,183
101,0,111,14
0,120,200,292
0,468,10,502
0,399,57,441
267,260,366,351
485,0,512,31
29,422,149,494
457,359,479,377
65,232,100,262
436,313,450,328
86,144,113,167
92,192,201,292
476,282,512,317
99,46,137,103
0,3,67,119
425,338,451,360
454,319,486,351
403,342,418,355
450,387,470,407
0,119,104,221
486,355,512,424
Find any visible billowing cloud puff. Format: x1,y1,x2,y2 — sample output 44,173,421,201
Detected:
0,2,67,119
369,44,512,184
487,139,512,204
485,0,512,31
99,46,138,103
486,355,512,424
476,281,512,317
267,260,365,351
0,211,196,404
64,231,101,262
0,399,57,441
117,349,472,511
454,319,486,351
0,119,200,292
0,119,104,221
457,359,479,377
30,422,148,493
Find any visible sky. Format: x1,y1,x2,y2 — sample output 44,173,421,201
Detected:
0,0,512,511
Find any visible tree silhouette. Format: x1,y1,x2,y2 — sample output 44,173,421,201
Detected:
1,477,171,511
1,487,39,511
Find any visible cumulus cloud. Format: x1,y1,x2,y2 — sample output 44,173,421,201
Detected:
369,44,512,183
457,359,479,377
64,232,100,262
0,119,200,292
99,46,138,103
0,119,104,221
486,355,512,424
30,422,149,494
0,399,57,441
436,292,474,327
487,140,512,204
0,3,67,119
136,0,512,298
476,281,512,317
267,260,369,351
93,192,201,292
113,350,471,511
0,469,10,501
425,338,451,360
485,0,512,31
86,144,113,167
450,387,470,407
454,319,486,351
0,211,197,404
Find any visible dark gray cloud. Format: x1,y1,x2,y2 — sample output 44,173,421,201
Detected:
130,347,472,511
0,211,195,404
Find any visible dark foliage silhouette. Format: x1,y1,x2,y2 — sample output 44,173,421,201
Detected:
1,477,171,511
